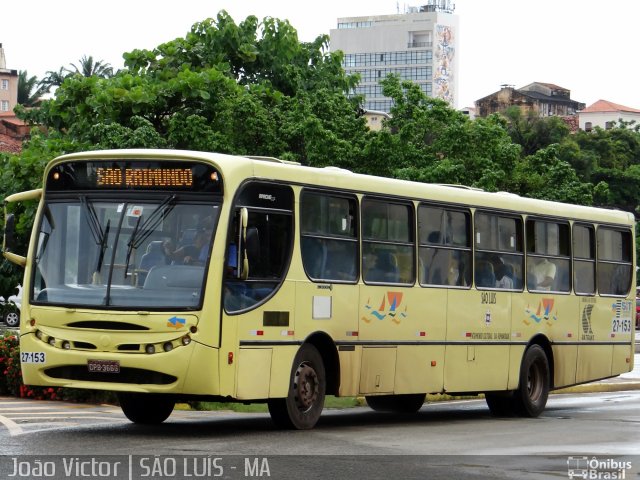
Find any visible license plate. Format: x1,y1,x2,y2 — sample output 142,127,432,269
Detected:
87,359,120,373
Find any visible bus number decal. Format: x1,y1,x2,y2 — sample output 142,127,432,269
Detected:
611,300,632,334
21,352,46,364
481,292,496,305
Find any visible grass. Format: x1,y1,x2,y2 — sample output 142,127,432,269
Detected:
178,393,479,412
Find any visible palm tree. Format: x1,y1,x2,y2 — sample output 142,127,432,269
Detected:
69,55,113,78
17,70,47,107
38,67,68,93
38,56,115,94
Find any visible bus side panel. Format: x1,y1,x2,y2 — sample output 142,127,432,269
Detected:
182,342,220,395
576,345,613,383
394,345,445,394
444,289,510,392
551,345,578,388
269,345,298,398
360,347,396,394
337,346,362,397
576,297,615,383
236,348,272,399
612,344,633,376
358,285,446,395
551,295,579,388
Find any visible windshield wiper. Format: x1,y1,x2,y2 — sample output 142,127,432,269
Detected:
92,219,110,284
80,196,104,246
122,195,177,279
123,215,142,279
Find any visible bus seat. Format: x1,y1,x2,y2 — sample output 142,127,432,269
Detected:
144,265,204,289
139,241,166,268
367,251,399,283
301,237,327,279
475,261,495,288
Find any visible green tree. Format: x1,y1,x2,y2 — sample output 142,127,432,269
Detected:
69,55,114,78
504,106,570,156
17,70,47,107
378,76,520,191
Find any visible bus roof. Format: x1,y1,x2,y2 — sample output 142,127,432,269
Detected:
50,149,635,226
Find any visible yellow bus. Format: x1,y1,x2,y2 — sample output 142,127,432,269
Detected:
3,149,635,429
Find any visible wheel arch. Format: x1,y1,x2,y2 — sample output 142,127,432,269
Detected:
526,334,554,389
302,332,340,396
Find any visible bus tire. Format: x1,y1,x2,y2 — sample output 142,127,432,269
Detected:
268,344,326,430
513,345,550,418
365,394,426,413
484,392,515,417
118,393,175,424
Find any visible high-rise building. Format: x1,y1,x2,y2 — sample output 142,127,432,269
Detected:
330,1,459,113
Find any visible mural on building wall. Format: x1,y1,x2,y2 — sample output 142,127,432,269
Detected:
434,25,455,105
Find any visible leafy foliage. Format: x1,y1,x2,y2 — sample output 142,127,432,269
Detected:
1,9,640,295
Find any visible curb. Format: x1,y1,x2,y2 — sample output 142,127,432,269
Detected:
554,380,640,394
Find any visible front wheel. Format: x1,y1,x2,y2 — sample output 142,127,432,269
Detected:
268,344,326,430
513,345,550,417
118,393,175,424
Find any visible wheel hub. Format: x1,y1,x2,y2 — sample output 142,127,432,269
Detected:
293,362,318,412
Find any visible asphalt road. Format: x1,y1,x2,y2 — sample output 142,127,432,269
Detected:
0,390,639,479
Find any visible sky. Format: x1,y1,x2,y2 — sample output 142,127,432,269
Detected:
2,0,639,109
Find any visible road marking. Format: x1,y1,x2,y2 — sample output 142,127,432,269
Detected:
0,414,24,436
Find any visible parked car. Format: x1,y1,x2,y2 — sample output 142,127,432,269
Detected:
0,284,21,328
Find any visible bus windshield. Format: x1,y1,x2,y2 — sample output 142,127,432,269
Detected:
32,196,220,309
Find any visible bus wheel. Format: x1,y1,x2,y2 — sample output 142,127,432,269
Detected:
268,344,326,430
365,394,426,413
484,392,515,417
514,345,550,418
118,393,175,424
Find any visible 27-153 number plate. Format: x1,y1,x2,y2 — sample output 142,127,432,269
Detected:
87,359,120,373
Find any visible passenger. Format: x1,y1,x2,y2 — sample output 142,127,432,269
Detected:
531,257,556,291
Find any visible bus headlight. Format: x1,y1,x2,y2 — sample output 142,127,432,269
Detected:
163,342,173,352
181,335,191,346
48,337,56,347
145,344,156,354
62,341,71,350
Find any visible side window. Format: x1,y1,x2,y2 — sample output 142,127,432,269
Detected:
418,205,471,287
597,227,632,296
362,198,415,284
224,184,294,313
300,191,358,282
526,219,570,292
474,212,523,290
573,224,595,295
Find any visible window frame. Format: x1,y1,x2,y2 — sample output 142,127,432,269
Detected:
474,210,524,291
361,196,416,286
525,217,571,294
299,189,359,284
572,223,596,296
596,225,633,297
418,203,472,289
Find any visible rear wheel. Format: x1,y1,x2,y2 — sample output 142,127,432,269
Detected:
118,393,175,424
513,345,550,417
365,394,426,413
268,344,326,430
